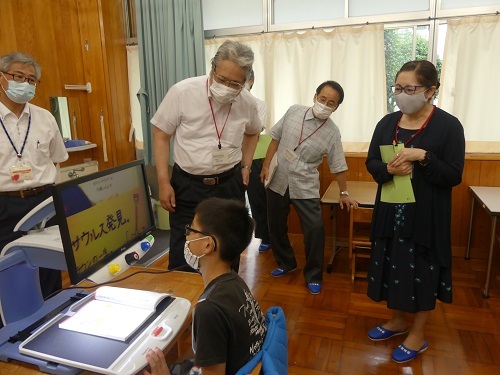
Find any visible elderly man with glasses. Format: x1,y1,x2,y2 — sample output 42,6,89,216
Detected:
0,52,68,329
152,40,261,272
261,81,359,295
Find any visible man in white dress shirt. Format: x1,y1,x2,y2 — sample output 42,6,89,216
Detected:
152,40,261,271
0,52,68,328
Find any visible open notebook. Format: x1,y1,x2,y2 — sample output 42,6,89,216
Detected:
59,286,169,341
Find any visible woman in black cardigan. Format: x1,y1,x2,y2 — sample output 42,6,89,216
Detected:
365,60,465,363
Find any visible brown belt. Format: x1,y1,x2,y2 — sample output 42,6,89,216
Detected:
0,184,52,198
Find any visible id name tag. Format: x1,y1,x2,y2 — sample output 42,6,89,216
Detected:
212,148,230,165
284,148,298,163
10,164,33,181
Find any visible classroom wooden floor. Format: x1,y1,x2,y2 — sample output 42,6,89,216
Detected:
236,237,500,375
64,235,500,375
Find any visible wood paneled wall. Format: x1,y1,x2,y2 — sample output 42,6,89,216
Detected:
0,0,135,169
288,153,500,260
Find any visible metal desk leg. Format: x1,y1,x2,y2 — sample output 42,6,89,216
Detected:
482,217,497,299
326,204,337,273
465,196,475,259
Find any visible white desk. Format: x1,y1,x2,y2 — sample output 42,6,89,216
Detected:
321,181,377,272
466,186,500,298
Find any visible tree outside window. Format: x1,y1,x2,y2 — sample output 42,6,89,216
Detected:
384,26,442,113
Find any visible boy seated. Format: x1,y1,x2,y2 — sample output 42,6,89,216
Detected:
143,197,267,375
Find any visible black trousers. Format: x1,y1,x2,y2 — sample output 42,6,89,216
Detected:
247,159,270,243
0,188,62,328
267,188,325,283
168,164,246,272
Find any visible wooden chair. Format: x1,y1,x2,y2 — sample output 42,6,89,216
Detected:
349,206,373,283
250,362,263,374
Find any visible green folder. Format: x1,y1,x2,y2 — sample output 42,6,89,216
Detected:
253,134,272,159
379,144,415,203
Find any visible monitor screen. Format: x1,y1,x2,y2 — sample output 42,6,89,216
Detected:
52,160,155,285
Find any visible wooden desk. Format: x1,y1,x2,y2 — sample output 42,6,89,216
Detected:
0,266,204,374
466,186,500,298
321,181,377,272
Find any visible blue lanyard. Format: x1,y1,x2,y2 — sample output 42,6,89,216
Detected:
0,111,31,159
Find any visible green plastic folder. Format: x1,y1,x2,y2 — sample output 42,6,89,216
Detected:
253,134,272,159
379,144,416,203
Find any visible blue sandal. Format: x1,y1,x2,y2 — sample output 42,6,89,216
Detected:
392,342,428,363
367,325,408,341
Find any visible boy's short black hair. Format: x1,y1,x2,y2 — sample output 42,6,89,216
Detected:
195,198,255,263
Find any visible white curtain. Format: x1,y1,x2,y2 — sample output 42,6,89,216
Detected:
440,15,500,153
205,25,387,152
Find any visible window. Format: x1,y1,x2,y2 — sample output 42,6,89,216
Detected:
440,0,500,10
273,0,344,25
349,0,429,17
202,0,263,32
384,26,433,113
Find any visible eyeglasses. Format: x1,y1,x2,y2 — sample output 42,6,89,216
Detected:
391,84,426,95
1,71,40,87
185,225,217,250
316,95,337,109
185,225,211,237
213,68,244,91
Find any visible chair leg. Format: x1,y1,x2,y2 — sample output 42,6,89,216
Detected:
351,254,355,283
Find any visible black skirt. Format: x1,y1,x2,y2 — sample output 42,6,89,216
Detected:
367,204,452,313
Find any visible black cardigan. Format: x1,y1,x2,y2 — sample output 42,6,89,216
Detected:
366,107,465,268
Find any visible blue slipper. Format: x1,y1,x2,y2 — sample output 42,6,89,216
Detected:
270,267,297,277
307,282,321,295
368,325,408,341
258,243,271,252
392,342,428,363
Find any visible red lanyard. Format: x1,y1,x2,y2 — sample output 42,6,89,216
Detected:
295,109,328,151
393,106,435,146
207,80,232,149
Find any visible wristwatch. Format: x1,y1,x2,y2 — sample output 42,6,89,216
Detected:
340,191,349,197
241,165,252,173
419,151,433,167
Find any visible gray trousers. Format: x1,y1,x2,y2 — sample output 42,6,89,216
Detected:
267,188,325,283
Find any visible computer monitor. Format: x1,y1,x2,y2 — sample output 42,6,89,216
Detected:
52,160,155,285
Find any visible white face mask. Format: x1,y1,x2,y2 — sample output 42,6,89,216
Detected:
244,83,251,91
1,74,36,104
394,91,428,115
312,99,334,120
183,238,208,271
210,79,240,104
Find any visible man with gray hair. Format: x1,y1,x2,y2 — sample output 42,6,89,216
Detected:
0,52,68,327
152,40,261,272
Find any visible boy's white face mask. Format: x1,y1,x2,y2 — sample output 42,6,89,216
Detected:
183,237,208,270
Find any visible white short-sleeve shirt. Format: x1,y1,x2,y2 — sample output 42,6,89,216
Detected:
0,102,68,191
151,75,261,175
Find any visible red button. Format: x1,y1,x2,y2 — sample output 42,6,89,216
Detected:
152,326,163,337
